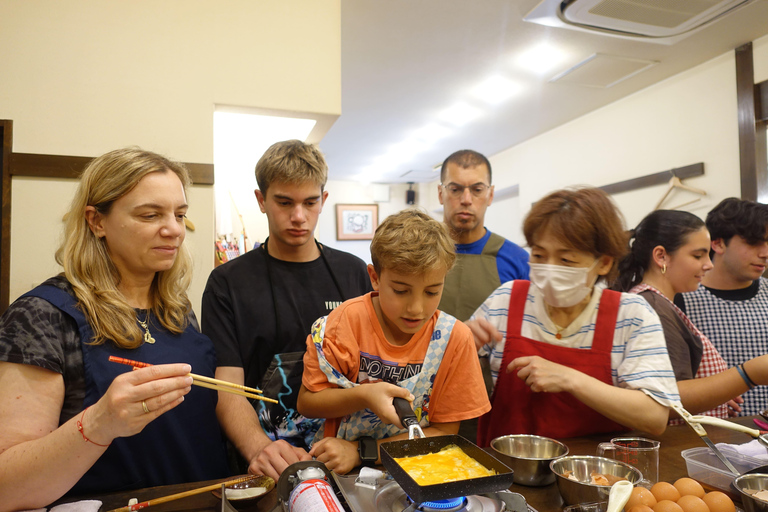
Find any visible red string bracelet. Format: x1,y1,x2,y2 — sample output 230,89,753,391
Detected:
76,407,111,447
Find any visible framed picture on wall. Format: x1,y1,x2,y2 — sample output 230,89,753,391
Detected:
336,204,379,240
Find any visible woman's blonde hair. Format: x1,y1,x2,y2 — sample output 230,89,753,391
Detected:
370,208,456,275
55,147,193,348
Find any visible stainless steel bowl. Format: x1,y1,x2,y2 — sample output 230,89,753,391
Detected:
491,434,569,486
734,473,768,512
550,455,642,505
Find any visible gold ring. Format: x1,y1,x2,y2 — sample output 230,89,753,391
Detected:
142,400,150,414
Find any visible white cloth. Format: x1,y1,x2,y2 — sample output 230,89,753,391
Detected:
716,439,768,461
472,281,681,407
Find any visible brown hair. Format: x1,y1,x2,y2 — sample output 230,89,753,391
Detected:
523,187,628,283
370,208,456,276
56,147,193,348
440,149,492,183
255,139,327,195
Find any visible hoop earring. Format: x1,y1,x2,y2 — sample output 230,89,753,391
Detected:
661,264,667,275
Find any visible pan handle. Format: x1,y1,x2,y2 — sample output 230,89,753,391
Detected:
394,397,419,429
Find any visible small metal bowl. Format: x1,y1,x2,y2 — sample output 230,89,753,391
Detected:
550,455,642,505
491,434,569,486
734,473,768,512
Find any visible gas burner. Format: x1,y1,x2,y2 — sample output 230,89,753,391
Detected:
413,497,468,512
374,481,505,512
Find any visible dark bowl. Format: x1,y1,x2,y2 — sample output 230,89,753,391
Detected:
212,475,275,507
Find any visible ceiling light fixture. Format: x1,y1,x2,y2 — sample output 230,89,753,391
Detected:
516,43,569,75
439,101,483,126
472,75,522,104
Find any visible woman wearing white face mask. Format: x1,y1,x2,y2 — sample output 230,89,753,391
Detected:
467,187,681,444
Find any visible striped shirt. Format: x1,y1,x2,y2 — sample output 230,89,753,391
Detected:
472,281,681,407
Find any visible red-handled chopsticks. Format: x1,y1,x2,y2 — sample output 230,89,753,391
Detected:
108,356,278,404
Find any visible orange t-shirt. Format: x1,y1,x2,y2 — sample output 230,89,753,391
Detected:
302,292,490,436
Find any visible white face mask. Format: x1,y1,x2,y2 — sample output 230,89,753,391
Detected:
529,260,600,308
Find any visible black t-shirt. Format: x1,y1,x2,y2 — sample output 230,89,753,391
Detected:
201,240,372,390
674,279,760,313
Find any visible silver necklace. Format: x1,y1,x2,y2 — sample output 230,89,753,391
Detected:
137,315,156,344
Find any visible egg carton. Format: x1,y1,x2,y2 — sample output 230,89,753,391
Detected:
682,447,766,492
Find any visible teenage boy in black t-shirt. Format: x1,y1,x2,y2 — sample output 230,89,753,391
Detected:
202,140,371,481
676,198,768,415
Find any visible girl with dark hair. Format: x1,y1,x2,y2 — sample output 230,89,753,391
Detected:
469,187,680,443
616,209,767,420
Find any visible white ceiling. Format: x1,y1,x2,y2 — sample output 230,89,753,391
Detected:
319,0,768,184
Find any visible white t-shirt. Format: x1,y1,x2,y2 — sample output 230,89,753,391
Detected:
472,281,681,407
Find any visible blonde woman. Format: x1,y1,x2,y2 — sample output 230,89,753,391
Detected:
0,148,228,510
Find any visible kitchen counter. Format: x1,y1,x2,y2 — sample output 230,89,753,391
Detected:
54,416,764,512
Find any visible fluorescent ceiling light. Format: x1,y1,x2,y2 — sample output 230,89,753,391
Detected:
411,123,452,144
439,102,483,127
472,75,522,104
516,43,568,75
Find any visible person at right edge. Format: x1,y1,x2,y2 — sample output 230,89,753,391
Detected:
467,187,680,444
675,198,768,416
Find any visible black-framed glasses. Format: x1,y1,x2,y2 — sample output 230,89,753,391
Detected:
441,183,490,198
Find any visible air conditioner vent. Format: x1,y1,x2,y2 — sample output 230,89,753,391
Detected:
525,0,753,43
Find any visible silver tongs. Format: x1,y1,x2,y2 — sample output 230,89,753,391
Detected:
671,404,739,474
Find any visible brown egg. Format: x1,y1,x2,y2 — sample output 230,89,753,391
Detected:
674,478,706,498
625,486,659,511
677,495,710,512
653,500,684,512
651,482,682,503
702,492,736,512
629,505,655,512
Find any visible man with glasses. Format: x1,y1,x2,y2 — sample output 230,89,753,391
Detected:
437,149,529,322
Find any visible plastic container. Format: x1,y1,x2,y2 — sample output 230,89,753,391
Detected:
563,501,608,512
682,447,766,491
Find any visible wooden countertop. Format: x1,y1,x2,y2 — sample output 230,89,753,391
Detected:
56,416,765,512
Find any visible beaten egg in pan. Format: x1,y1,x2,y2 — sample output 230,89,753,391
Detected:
393,444,497,486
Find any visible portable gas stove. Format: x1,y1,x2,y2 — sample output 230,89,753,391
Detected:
333,471,534,512
275,461,536,512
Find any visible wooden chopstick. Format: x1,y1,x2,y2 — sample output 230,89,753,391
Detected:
191,379,278,403
108,356,278,404
106,475,257,512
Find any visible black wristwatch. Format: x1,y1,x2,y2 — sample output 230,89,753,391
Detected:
358,436,378,466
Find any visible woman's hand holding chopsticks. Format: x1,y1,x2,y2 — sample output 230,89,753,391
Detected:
88,363,194,443
108,356,278,404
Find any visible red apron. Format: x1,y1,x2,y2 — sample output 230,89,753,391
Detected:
477,280,628,446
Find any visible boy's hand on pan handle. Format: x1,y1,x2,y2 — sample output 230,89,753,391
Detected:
361,382,413,426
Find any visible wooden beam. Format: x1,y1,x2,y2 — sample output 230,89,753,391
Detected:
599,163,704,196
1,120,12,314
10,152,215,185
735,42,768,203
758,79,768,123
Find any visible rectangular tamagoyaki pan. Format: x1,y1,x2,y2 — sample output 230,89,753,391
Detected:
379,398,514,504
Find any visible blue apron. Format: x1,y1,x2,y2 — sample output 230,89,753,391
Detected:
25,284,230,494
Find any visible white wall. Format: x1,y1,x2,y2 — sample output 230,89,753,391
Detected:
476,35,768,239
1,0,341,313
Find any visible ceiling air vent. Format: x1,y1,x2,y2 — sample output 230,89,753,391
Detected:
525,0,752,44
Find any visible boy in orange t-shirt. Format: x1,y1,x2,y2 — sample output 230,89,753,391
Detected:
298,209,491,474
